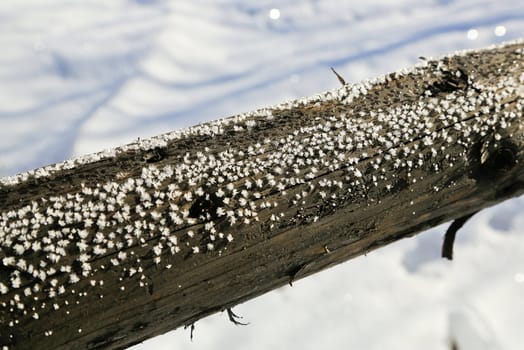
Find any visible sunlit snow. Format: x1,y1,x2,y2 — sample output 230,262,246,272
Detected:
1,1,523,349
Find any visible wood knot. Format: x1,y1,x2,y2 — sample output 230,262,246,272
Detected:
428,67,469,95
188,190,223,220
143,147,167,163
471,133,517,182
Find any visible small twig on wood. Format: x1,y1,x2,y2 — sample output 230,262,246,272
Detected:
226,308,249,326
288,262,308,287
442,211,479,260
330,67,347,86
184,323,195,341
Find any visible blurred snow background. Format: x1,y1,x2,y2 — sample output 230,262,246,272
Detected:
1,1,523,349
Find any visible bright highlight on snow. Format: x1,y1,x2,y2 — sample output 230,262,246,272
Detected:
494,25,506,37
467,29,479,40
269,8,280,20
515,273,524,283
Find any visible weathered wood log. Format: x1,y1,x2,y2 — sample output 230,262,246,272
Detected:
1,40,523,350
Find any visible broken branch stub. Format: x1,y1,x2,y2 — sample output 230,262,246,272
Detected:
1,40,523,349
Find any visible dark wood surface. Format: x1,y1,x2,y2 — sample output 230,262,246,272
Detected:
0,40,523,349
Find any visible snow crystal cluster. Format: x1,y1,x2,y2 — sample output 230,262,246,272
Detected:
0,40,522,346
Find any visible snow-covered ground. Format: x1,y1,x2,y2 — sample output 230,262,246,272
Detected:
1,1,523,349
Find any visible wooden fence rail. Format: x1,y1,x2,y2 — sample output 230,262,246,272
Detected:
1,40,523,349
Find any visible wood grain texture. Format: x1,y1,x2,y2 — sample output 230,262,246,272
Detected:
0,40,523,349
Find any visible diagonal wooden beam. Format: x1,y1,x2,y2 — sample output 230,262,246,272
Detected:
1,40,523,350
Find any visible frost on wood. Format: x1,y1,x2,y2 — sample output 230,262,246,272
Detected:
1,40,523,349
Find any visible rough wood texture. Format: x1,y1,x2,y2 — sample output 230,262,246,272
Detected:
1,40,523,350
